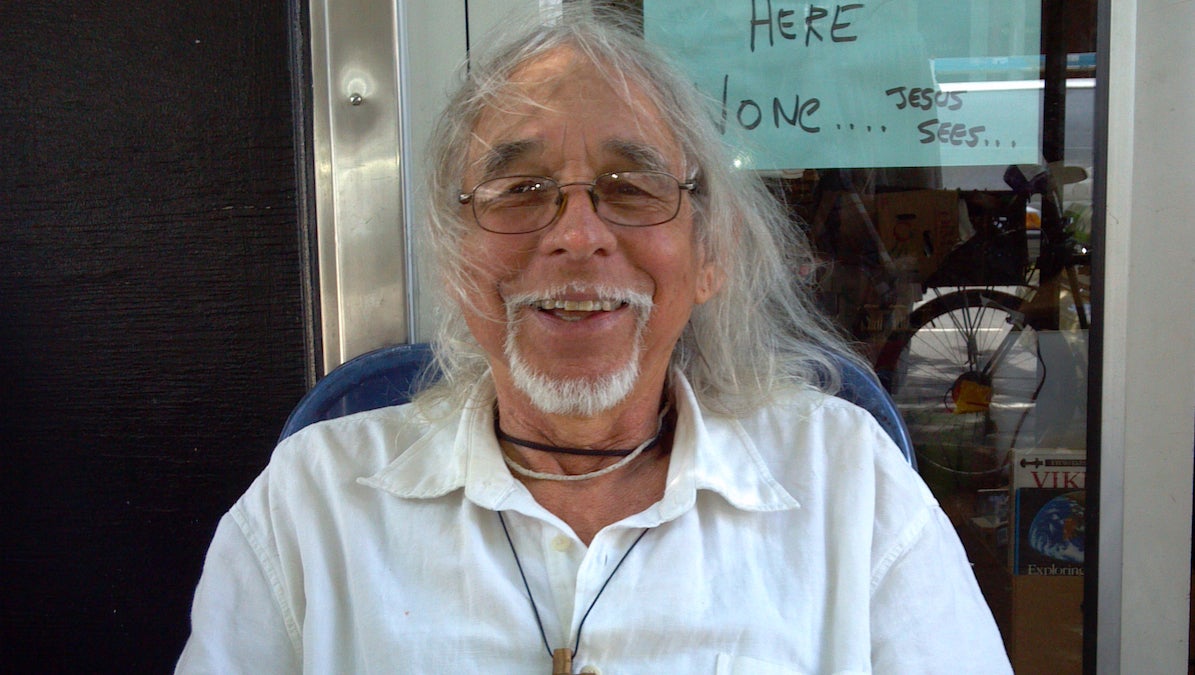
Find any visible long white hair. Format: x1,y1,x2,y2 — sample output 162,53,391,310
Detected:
417,6,859,416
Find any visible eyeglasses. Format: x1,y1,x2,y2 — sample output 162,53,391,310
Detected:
458,170,698,235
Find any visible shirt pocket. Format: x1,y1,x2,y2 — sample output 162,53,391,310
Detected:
715,654,807,675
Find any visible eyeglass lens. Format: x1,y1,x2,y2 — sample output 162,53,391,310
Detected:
469,171,682,233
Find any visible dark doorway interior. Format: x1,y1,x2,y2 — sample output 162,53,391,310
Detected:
1,1,307,670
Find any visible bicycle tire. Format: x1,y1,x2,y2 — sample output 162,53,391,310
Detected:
876,288,1041,488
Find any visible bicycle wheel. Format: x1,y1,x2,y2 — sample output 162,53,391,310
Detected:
877,288,1041,489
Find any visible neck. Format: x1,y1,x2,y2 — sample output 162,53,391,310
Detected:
500,403,671,484
510,432,673,545
494,387,670,477
493,395,676,545
495,421,654,458
498,412,665,478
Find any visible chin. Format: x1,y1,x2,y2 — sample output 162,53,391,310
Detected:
507,347,641,417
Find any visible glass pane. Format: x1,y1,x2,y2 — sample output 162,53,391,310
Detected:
632,0,1098,670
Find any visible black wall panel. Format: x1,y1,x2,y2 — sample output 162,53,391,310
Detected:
0,0,307,670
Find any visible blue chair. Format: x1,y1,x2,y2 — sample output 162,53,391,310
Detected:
279,343,916,469
279,343,435,442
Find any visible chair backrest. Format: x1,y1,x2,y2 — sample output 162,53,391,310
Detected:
278,343,916,469
278,343,434,441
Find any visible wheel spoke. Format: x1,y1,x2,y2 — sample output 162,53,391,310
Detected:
884,289,1041,491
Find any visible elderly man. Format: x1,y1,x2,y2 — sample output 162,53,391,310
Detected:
178,9,1011,674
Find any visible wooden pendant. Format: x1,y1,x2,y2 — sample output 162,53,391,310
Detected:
552,647,573,674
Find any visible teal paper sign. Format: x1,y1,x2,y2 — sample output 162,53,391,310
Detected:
644,1,1042,170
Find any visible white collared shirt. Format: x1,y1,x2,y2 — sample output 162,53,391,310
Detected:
178,373,1011,674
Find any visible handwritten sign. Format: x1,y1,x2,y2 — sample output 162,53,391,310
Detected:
643,1,1041,170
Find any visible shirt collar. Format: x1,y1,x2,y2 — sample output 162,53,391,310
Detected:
357,385,519,506
658,370,801,517
359,370,800,519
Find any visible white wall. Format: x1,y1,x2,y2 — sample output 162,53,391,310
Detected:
403,0,543,343
398,0,467,344
1099,0,1195,671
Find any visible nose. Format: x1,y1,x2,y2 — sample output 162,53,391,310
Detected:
538,182,616,258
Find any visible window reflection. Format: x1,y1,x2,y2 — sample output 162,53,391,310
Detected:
624,0,1099,670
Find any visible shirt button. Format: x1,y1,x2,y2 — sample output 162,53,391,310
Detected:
551,534,572,552
579,666,601,674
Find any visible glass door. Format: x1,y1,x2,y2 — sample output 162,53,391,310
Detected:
635,0,1099,670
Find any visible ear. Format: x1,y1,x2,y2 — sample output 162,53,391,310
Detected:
693,261,725,305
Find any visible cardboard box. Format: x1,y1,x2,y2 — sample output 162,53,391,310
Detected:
1011,575,1084,674
875,190,960,280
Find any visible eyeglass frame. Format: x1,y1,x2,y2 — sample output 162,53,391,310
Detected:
457,170,699,235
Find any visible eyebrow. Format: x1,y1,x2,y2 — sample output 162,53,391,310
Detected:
474,137,673,179
478,140,542,180
603,139,671,173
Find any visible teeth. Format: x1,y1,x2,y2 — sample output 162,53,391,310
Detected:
534,299,621,312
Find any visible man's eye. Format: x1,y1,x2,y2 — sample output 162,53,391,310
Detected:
503,180,546,195
603,176,665,202
482,179,551,207
609,182,650,197
494,179,549,197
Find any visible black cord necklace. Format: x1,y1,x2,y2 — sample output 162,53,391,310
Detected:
498,511,649,674
495,404,673,483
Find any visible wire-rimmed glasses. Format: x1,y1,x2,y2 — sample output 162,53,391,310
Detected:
458,170,697,235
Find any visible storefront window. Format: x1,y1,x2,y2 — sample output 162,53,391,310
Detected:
631,0,1098,670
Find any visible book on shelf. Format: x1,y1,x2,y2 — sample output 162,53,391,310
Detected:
1010,447,1086,576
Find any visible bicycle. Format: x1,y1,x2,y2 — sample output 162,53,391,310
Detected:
873,164,1092,489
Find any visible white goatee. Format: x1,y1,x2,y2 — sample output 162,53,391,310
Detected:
503,284,653,417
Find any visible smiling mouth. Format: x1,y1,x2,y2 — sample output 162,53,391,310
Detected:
505,285,654,326
530,298,629,322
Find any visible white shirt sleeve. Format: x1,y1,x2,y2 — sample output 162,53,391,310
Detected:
175,512,301,675
869,505,1013,674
